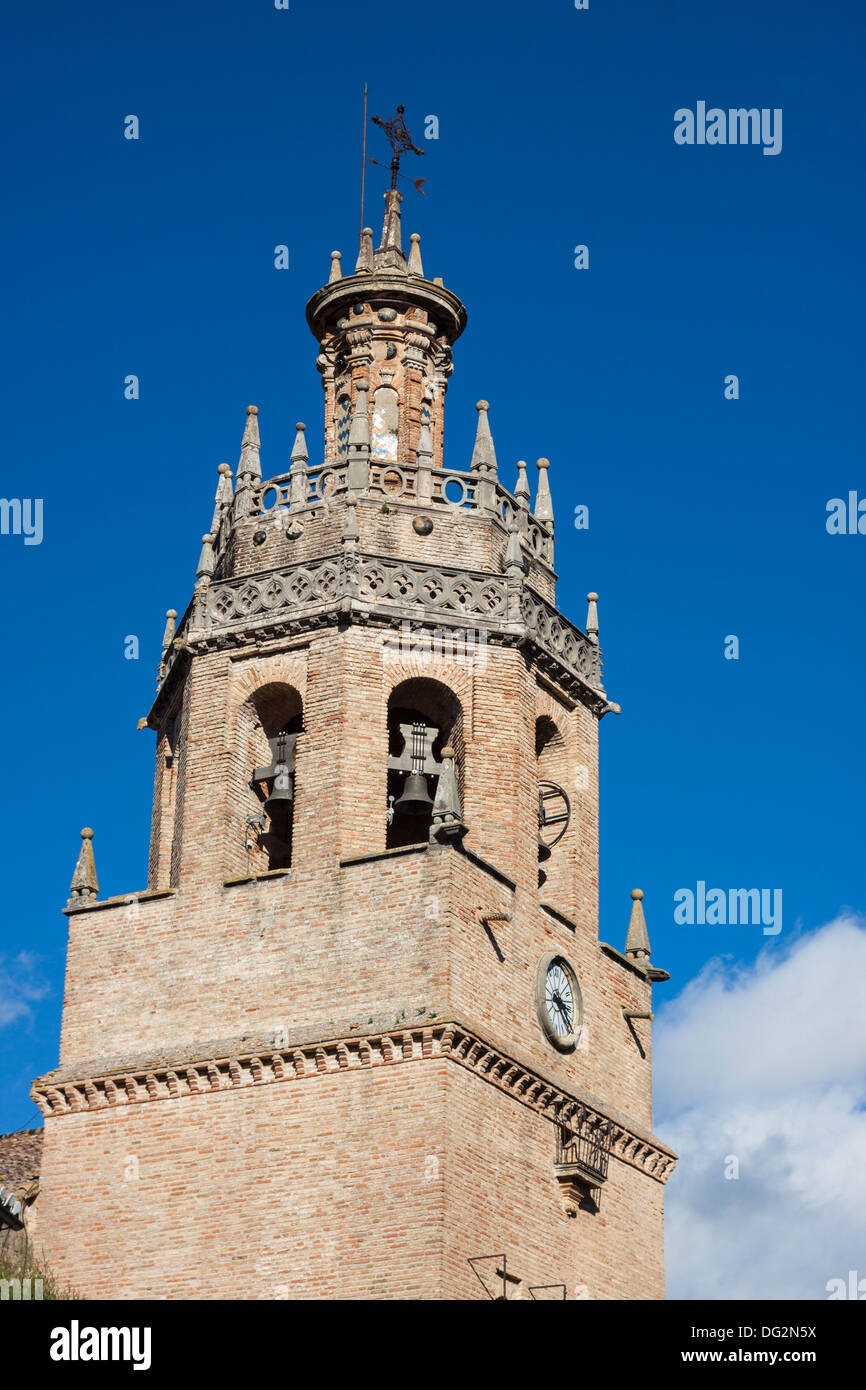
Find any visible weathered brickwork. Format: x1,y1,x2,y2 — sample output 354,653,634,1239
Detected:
35,182,674,1299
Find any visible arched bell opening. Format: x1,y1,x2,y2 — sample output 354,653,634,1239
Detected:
386,678,463,849
536,715,571,888
245,683,304,871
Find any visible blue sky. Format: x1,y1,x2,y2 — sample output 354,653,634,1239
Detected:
1,0,863,1284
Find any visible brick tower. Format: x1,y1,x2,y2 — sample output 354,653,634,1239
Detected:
34,152,676,1300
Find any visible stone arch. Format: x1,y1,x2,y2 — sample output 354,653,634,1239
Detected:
237,681,304,872
536,714,572,893
386,676,464,849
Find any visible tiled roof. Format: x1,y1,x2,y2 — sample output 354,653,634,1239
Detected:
0,1129,43,1197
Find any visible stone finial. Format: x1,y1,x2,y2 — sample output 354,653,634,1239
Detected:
586,592,599,643
210,462,234,532
67,827,98,910
161,609,177,652
408,232,424,276
534,457,554,525
329,251,342,284
290,422,308,467
377,189,405,269
355,226,374,273
514,461,530,508
431,747,466,843
236,405,262,483
470,400,498,477
196,533,215,580
505,514,524,575
289,422,309,506
625,889,651,963
347,382,371,492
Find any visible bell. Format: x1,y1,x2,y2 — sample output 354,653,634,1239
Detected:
264,767,293,816
538,837,552,863
394,771,433,816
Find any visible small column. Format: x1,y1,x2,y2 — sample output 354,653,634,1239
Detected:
67,828,98,910
346,382,371,493
416,407,434,504
504,514,526,624
340,495,361,608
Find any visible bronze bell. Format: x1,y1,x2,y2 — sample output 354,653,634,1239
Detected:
394,770,433,816
538,837,552,863
264,766,293,816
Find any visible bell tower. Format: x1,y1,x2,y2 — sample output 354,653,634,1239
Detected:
34,113,676,1301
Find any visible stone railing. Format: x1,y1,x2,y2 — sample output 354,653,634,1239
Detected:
248,464,554,568
520,589,602,689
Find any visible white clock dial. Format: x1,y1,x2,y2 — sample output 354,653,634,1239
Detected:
545,961,575,1037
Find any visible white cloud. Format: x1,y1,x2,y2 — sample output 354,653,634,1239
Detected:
654,915,866,1300
0,952,51,1029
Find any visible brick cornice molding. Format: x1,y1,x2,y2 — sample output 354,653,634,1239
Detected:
32,1022,676,1185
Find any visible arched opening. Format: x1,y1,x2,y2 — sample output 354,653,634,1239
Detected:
536,716,571,885
247,683,303,871
386,678,463,849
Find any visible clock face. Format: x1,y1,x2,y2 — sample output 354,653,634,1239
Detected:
536,952,581,1050
545,961,575,1038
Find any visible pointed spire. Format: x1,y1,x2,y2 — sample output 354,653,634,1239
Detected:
347,383,371,492
505,513,524,574
377,189,405,270
355,227,374,273
625,889,651,964
290,422,308,468
431,747,466,842
67,828,98,910
196,533,215,580
210,462,233,532
237,405,261,483
534,457,554,525
329,250,342,283
408,233,424,276
289,422,309,506
161,608,177,653
514,461,530,509
470,401,498,476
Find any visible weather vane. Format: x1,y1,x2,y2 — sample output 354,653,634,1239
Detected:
370,104,427,195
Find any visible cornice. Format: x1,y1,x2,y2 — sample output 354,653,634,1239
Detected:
32,1021,676,1185
305,271,467,343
